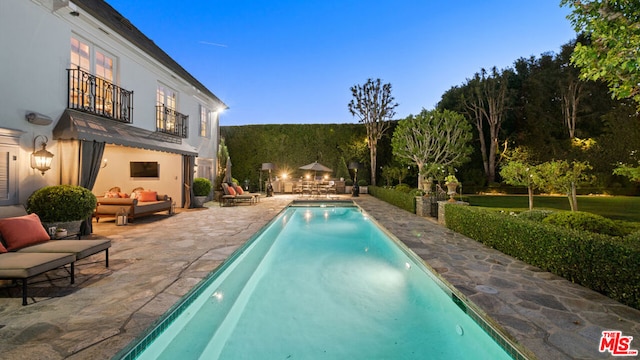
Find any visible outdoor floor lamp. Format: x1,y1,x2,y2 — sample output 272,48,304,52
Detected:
31,135,54,175
261,163,275,197
348,161,361,197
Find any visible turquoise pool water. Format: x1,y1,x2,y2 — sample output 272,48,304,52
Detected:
117,204,525,359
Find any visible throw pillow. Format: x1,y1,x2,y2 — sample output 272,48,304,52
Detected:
0,213,50,251
105,191,120,198
138,190,158,202
0,233,7,253
234,185,244,195
227,186,236,196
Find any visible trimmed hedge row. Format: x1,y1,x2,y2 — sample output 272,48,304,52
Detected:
445,204,640,310
368,186,415,213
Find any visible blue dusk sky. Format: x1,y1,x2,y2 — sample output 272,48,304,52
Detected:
105,0,577,126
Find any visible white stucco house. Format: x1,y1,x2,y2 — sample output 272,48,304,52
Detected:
0,0,227,209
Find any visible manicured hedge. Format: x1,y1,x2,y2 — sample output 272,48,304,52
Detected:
445,204,640,310
368,186,415,213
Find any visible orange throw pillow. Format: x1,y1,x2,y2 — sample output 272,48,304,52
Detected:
227,186,236,196
0,213,50,251
138,190,158,202
234,185,244,195
0,242,6,253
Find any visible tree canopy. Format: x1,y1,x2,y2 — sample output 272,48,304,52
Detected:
391,109,472,190
348,78,399,186
561,0,640,106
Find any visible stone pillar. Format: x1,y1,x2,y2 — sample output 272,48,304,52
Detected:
438,201,469,226
415,196,429,217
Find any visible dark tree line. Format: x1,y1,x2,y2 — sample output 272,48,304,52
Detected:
437,37,640,191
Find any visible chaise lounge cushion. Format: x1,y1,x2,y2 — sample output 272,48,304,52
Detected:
0,252,75,279
19,239,111,261
0,213,50,251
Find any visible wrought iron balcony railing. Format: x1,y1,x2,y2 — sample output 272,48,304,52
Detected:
67,67,134,123
156,105,189,138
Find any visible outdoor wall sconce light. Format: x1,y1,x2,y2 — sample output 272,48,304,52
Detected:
25,111,53,126
31,135,54,175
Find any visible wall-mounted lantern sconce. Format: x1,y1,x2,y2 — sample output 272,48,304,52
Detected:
31,135,54,175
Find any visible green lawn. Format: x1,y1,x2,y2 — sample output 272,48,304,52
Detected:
465,195,640,223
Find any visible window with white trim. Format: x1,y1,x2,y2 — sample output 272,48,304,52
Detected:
200,105,210,137
157,84,177,132
70,36,117,116
0,130,21,205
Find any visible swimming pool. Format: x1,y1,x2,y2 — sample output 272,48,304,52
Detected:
116,202,527,359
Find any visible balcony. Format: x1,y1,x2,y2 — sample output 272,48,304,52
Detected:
156,105,189,138
67,67,133,123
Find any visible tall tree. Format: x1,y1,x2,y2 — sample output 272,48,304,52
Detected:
499,147,539,210
391,109,472,190
561,0,640,106
461,67,510,183
348,78,398,186
535,160,593,211
560,73,583,139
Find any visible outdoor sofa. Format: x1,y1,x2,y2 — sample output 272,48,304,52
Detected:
94,187,172,222
0,205,111,305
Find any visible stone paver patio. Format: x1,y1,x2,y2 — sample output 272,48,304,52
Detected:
0,194,638,359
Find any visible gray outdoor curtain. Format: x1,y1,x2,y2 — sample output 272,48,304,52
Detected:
183,155,195,208
79,140,105,235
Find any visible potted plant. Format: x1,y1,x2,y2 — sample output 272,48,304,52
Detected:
344,178,353,194
444,174,459,202
357,179,368,194
27,185,97,235
193,177,212,208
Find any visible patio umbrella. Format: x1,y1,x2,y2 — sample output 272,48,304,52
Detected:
224,156,232,183
299,161,333,180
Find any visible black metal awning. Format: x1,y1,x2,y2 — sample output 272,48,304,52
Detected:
53,109,198,156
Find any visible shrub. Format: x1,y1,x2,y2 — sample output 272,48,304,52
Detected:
394,183,412,193
345,179,353,186
27,185,97,222
357,179,368,187
445,205,640,309
368,186,415,213
542,211,624,237
410,189,426,197
193,177,212,196
625,231,640,244
516,209,554,222
616,220,640,236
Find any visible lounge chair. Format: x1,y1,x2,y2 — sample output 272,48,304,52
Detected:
0,208,111,305
231,184,261,203
0,252,76,305
220,183,259,206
